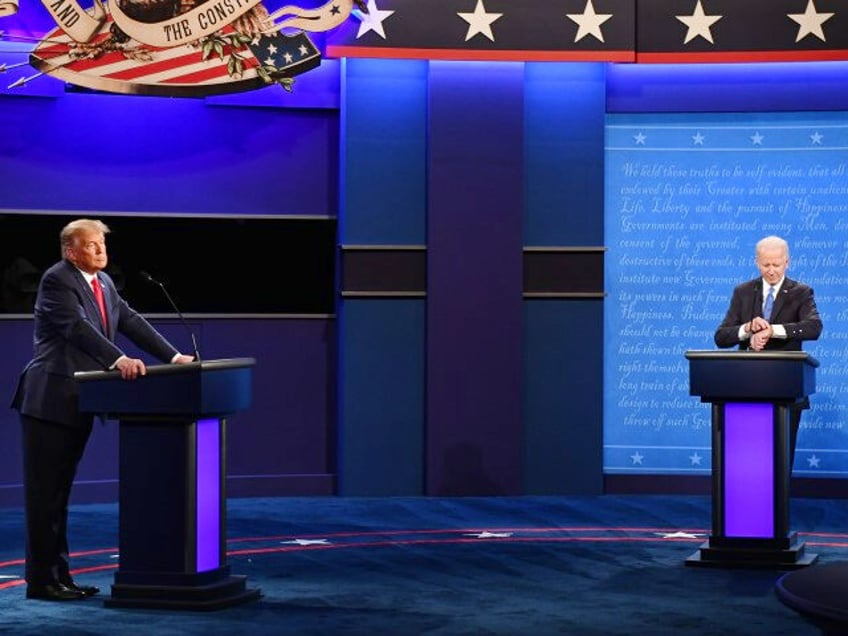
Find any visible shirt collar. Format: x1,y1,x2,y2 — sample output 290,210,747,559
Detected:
762,277,785,295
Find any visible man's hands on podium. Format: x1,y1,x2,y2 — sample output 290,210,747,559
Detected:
747,316,773,351
115,353,195,380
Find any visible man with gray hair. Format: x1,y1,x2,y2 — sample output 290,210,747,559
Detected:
714,234,823,467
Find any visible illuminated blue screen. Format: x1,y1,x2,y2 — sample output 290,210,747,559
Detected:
604,111,848,478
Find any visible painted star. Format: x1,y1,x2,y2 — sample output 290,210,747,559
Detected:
751,132,764,145
676,0,723,45
657,531,703,539
692,132,705,145
807,454,821,468
634,132,647,145
355,0,394,39
811,131,824,144
465,531,513,538
280,538,331,545
657,531,702,539
566,0,613,43
458,0,503,42
788,0,833,43
689,452,703,466
630,451,644,465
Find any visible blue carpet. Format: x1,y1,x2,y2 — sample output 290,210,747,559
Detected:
1,495,846,635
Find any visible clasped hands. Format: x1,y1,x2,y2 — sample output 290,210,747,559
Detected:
747,316,773,351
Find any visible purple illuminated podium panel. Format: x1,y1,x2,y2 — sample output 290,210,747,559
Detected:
75,358,261,610
685,350,818,569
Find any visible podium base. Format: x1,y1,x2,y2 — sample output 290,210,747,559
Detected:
104,575,262,611
686,538,817,570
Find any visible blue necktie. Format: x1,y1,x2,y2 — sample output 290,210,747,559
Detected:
763,286,775,319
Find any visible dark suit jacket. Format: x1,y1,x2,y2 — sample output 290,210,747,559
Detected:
714,277,822,350
10,259,179,427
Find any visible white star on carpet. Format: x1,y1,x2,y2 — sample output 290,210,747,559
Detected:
280,538,331,545
676,0,723,44
355,0,395,39
566,0,613,43
787,0,833,43
657,531,703,539
465,531,513,538
458,0,503,42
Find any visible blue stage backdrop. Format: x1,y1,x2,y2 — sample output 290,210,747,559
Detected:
604,111,848,479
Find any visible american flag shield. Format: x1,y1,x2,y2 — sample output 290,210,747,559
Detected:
29,8,321,97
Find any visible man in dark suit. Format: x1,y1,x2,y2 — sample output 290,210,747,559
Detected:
714,235,823,468
10,218,195,601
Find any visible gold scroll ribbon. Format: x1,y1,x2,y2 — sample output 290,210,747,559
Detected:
0,0,19,18
37,0,106,43
266,0,354,34
108,0,265,48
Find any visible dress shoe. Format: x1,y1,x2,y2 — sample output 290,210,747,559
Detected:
26,583,86,601
60,580,100,597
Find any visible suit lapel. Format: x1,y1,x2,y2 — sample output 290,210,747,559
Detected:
770,279,794,321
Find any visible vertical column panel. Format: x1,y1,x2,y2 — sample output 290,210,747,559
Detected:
426,61,525,496
337,59,428,494
522,62,606,494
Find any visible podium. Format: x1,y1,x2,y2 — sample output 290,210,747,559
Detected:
75,358,261,610
684,350,818,569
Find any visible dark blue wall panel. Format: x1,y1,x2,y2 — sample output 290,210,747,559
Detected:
606,61,848,113
336,59,429,495
340,58,428,244
524,62,606,246
0,92,337,216
523,300,603,494
337,300,425,495
426,62,525,496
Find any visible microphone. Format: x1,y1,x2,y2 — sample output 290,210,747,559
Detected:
139,270,201,362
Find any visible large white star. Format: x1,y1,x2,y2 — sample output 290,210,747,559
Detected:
787,0,833,43
657,531,703,539
280,538,330,546
458,0,503,42
566,0,613,43
355,0,394,39
676,1,723,45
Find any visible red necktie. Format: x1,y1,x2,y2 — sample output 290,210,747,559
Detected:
91,277,108,331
